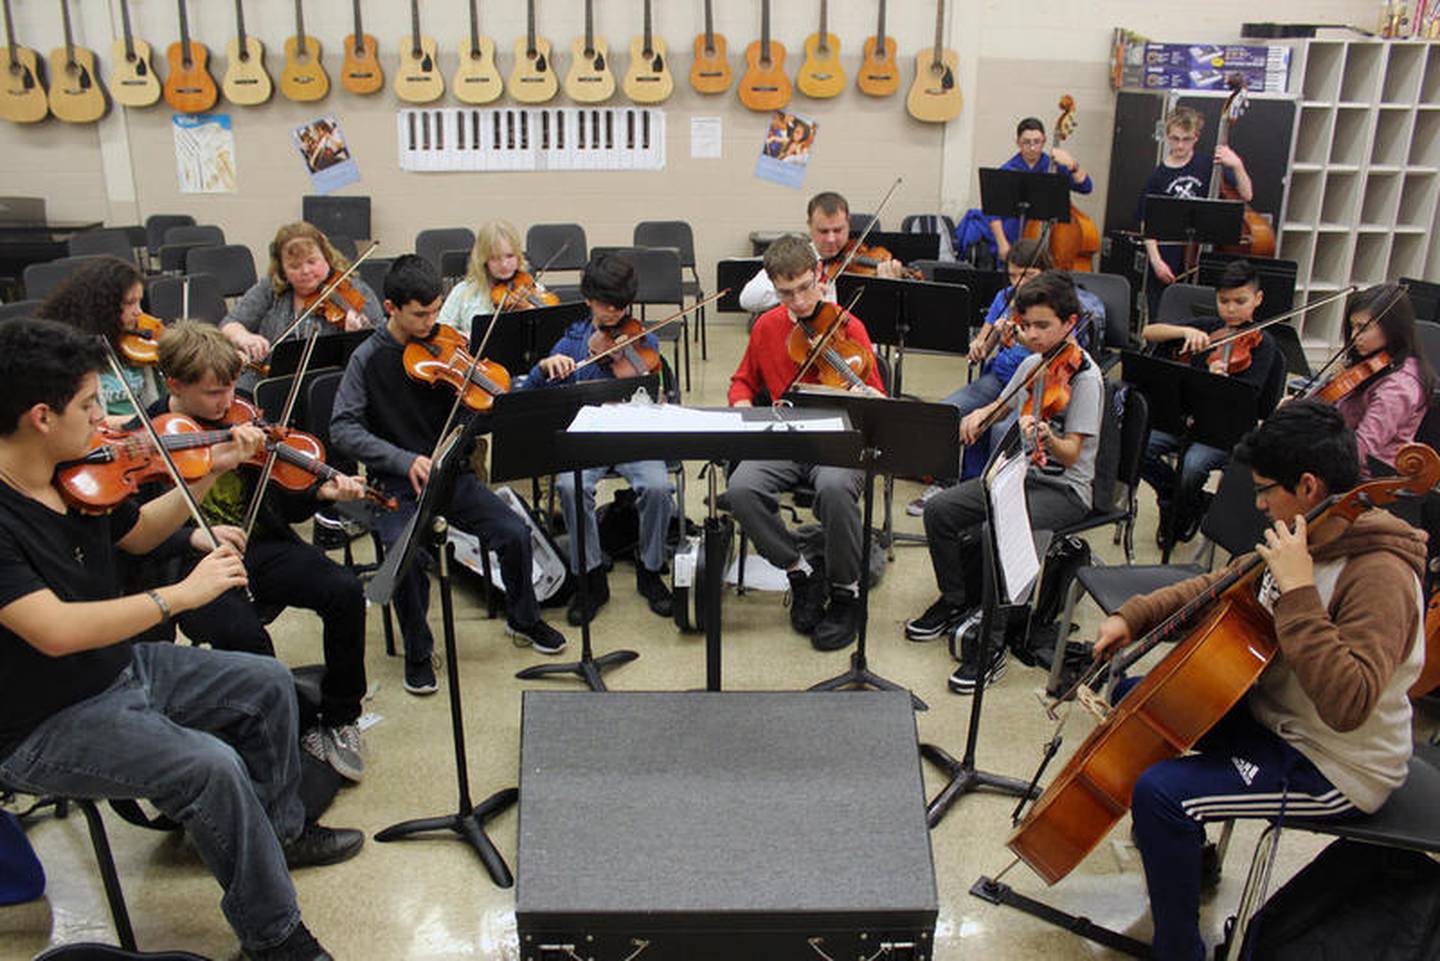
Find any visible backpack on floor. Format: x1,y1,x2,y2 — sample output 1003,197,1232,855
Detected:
447,485,568,604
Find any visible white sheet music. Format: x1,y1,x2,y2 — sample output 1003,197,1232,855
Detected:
567,404,847,434
986,451,1039,604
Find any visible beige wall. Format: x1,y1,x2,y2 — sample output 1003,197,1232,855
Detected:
0,0,1401,285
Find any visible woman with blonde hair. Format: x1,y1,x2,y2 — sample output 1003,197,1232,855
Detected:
437,219,551,336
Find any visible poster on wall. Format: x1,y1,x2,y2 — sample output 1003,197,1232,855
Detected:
292,115,360,194
754,110,817,189
172,114,238,194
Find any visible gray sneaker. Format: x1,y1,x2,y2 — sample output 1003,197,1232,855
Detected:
321,723,365,783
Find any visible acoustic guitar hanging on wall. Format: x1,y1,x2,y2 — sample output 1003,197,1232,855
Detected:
340,0,383,95
454,0,502,104
221,0,272,106
906,0,961,123
796,0,844,99
48,0,107,123
279,0,328,102
689,0,730,95
737,0,790,112
394,0,443,103
857,0,898,97
622,0,672,104
109,0,160,107
509,0,557,104
164,0,218,114
563,0,612,104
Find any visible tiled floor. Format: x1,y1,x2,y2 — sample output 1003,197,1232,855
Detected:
2,316,1435,960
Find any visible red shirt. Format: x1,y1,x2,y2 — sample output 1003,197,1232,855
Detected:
728,303,888,405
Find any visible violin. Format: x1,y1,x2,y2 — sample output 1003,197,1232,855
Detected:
56,413,229,513
822,240,922,282
1312,351,1395,405
298,272,369,329
586,315,659,378
402,322,512,412
119,313,167,366
784,301,876,392
1007,443,1440,886
1178,326,1265,376
1020,340,1086,465
491,270,560,311
221,399,397,510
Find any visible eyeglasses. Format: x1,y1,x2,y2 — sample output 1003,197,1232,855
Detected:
774,276,817,301
1167,134,1199,144
1252,480,1283,497
1018,137,1046,148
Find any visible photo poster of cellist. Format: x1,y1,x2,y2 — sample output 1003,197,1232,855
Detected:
755,109,818,189
291,115,360,195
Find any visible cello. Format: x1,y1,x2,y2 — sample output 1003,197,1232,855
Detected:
1005,442,1440,885
1209,74,1275,262
1021,95,1100,272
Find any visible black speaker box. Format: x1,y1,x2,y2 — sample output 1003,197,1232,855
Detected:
516,691,938,960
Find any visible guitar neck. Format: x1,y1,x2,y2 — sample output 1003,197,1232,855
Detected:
643,0,653,54
583,0,593,52
761,0,771,61
294,0,306,46
703,0,714,48
178,0,193,60
410,0,421,57
3,0,16,56
819,0,829,44
877,0,887,45
60,0,76,61
932,0,944,61
234,0,247,47
470,0,480,52
526,0,537,56
120,0,137,59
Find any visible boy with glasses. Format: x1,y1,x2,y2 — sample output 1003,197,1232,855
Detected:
988,117,1094,263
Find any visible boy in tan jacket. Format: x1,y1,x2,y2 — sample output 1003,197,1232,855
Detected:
1094,400,1427,961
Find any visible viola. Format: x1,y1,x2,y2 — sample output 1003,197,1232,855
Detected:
1007,443,1440,886
1313,351,1394,405
297,272,369,329
822,240,922,282
56,413,228,512
586,315,659,379
402,322,512,412
491,270,559,311
784,301,876,393
221,398,397,510
119,313,167,366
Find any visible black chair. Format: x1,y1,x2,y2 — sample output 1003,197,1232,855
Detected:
1401,276,1440,323
1414,320,1440,375
438,249,470,282
1267,322,1312,378
1155,282,1217,325
22,256,102,300
326,233,358,261
146,274,227,325
1071,271,1134,368
0,298,41,323
185,245,258,298
144,214,195,262
634,220,708,359
357,257,393,299
414,227,475,273
1223,742,1440,960
525,222,588,274
157,242,213,276
162,224,225,248
849,213,879,234
69,227,138,265
620,246,689,392
303,194,371,244
1051,380,1151,563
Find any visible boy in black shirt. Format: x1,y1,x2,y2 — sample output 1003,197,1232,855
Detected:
331,255,568,694
0,319,361,961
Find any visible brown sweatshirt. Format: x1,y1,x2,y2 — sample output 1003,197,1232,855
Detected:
1116,508,1427,811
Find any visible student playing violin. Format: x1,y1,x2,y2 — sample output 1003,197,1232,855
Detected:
1095,400,1426,961
330,255,568,696
989,117,1094,264
1327,283,1434,477
149,321,372,783
0,318,363,961
514,254,674,625
727,235,886,653
907,272,1102,694
1140,259,1278,545
738,191,904,314
222,222,384,394
37,255,162,423
438,219,554,337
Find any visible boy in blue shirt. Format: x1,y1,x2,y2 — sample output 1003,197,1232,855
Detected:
988,117,1094,263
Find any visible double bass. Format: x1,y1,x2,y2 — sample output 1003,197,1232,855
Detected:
1021,95,1100,272
1207,74,1276,262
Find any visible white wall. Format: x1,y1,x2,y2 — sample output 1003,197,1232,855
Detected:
0,0,1402,283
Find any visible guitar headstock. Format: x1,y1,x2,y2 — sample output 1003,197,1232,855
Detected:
1055,93,1077,142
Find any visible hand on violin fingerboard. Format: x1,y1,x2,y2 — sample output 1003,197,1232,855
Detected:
539,354,577,381
408,455,432,497
211,424,267,474
317,474,368,503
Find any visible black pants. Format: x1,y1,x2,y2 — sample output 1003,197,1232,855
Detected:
178,537,367,726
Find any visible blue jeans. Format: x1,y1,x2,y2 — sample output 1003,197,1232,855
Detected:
556,460,673,574
1113,677,1361,961
942,370,1008,481
374,473,539,663
0,643,305,953
1141,429,1228,524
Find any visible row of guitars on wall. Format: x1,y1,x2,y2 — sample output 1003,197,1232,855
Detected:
0,0,963,124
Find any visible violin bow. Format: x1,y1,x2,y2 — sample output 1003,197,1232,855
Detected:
822,176,903,283
1182,284,1357,359
1301,283,1410,399
567,290,728,378
775,289,868,402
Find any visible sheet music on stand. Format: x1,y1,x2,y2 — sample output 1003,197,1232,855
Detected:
986,451,1039,605
567,403,848,434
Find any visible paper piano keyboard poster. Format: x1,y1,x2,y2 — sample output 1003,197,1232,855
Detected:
398,107,666,172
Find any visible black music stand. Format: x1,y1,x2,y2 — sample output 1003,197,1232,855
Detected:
1122,350,1261,561
368,420,517,887
788,389,959,711
979,168,1073,239
917,427,1049,827
1143,195,1244,270
267,329,370,378
865,230,941,266
489,377,662,691
469,301,589,375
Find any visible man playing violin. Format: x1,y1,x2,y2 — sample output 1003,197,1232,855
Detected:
222,222,385,396
988,116,1094,264
907,272,1102,692
738,191,904,314
727,234,887,653
0,318,363,961
515,254,674,625
1140,259,1279,546
1094,400,1427,961
150,322,373,784
331,255,568,696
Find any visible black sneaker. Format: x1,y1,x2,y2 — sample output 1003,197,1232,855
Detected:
566,567,610,626
244,922,333,961
1200,839,1221,891
507,618,567,655
947,648,1008,695
403,655,438,695
636,566,674,618
787,569,828,635
905,597,966,641
282,822,364,870
812,590,861,651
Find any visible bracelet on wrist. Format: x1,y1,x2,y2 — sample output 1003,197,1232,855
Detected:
145,589,171,625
